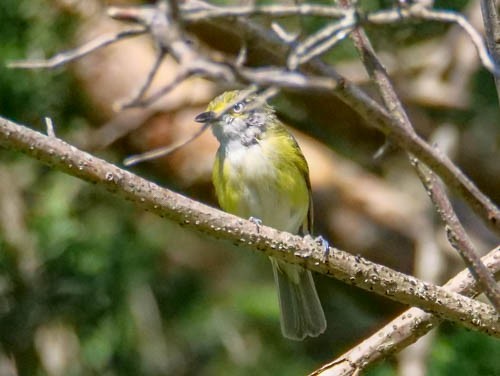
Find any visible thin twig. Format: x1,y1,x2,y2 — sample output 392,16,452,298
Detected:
412,6,499,77
117,50,166,110
271,22,299,45
7,28,147,69
235,43,248,67
181,2,346,20
180,1,500,76
0,115,498,336
365,5,499,76
44,117,55,138
122,69,190,109
123,121,211,166
288,13,356,69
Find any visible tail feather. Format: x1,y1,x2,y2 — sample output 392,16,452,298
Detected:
271,258,326,340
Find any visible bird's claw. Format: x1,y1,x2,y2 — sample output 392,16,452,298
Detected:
249,216,263,232
304,234,330,261
316,235,330,261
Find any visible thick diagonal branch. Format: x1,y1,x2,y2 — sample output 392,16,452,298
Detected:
312,247,500,376
0,116,498,336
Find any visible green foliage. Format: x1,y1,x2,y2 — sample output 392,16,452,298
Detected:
0,0,81,124
365,327,500,376
430,326,500,376
0,1,498,375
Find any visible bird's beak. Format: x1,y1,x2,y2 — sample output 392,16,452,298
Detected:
195,111,216,123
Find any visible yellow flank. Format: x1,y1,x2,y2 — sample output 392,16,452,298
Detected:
213,122,311,234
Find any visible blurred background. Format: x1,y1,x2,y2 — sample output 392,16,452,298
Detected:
0,0,499,375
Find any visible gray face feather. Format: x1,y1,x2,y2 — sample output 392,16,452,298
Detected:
211,102,272,147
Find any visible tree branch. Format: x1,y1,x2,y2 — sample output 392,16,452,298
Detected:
118,0,500,234
9,1,500,234
311,246,500,376
182,2,347,20
0,115,498,337
337,0,499,312
412,159,500,311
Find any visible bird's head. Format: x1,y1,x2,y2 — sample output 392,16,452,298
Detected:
195,90,276,146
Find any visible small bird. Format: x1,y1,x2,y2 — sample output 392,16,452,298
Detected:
195,90,326,340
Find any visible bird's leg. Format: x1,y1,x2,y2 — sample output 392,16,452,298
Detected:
304,234,330,261
316,235,330,261
249,216,263,233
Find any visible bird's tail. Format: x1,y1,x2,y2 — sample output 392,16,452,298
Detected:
270,258,326,340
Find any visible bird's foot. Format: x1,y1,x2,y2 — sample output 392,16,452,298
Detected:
249,217,263,233
304,234,330,261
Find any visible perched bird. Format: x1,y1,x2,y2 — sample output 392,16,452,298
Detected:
195,90,326,340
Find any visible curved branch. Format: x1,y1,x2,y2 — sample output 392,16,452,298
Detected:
312,247,500,376
0,116,498,337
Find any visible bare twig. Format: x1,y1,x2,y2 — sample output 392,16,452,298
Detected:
480,0,500,104
341,12,413,132
311,246,500,376
0,115,498,336
121,69,190,109
366,5,499,76
326,73,500,233
123,120,211,166
44,117,55,138
181,2,347,20
417,7,498,76
180,1,499,76
117,50,166,110
271,22,299,44
7,28,146,69
235,43,248,67
288,13,356,69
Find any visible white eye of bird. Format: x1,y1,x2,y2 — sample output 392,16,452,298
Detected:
232,102,244,113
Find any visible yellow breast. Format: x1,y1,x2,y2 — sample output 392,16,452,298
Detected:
212,136,310,234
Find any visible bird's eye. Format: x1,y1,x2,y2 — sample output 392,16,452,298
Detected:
232,102,244,113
